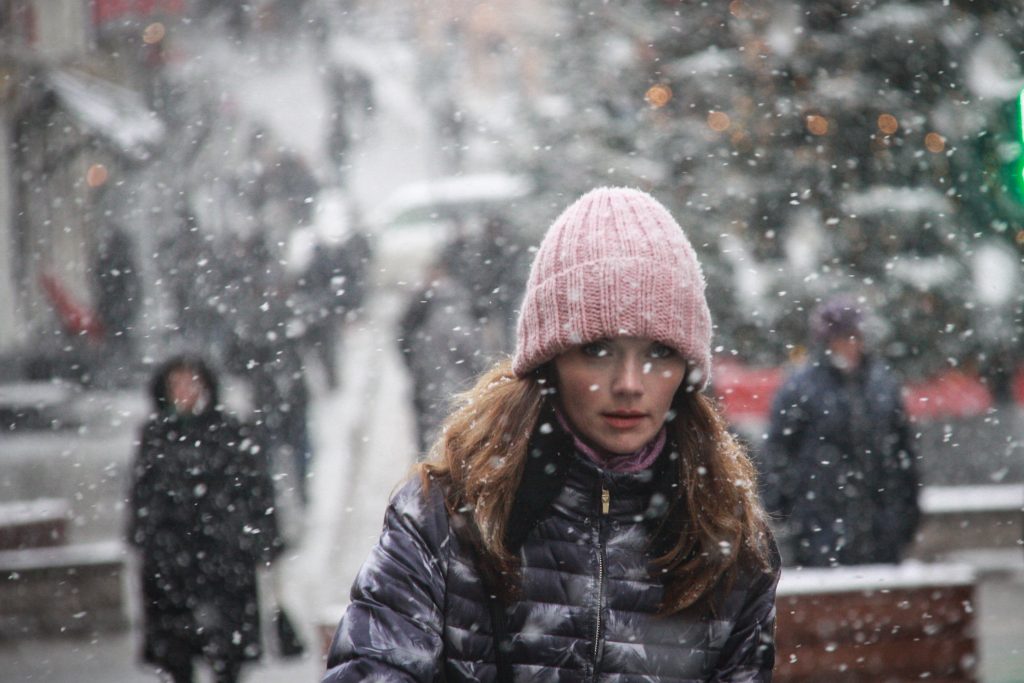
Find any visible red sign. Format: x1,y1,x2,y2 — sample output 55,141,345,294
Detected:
713,360,784,422
714,359,999,423
38,272,105,341
92,0,185,26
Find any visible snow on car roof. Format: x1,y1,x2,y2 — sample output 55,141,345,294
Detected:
370,173,534,226
666,46,741,78
842,185,953,215
846,4,938,35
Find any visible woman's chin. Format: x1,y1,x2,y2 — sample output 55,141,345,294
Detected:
596,433,653,455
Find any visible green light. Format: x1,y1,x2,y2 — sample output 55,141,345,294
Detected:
1019,87,1024,185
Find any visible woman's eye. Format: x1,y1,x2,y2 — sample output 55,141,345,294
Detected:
649,343,675,359
581,342,610,358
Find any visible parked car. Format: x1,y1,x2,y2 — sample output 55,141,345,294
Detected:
365,172,535,289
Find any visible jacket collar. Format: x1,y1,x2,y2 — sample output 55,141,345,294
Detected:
504,400,681,554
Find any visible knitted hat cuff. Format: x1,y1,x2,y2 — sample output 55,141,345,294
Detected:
512,187,713,388
512,256,712,383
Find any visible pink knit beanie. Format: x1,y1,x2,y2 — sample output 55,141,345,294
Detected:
512,187,712,387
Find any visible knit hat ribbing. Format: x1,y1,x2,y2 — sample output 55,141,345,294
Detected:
512,187,712,386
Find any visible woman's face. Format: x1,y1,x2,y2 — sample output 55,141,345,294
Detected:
167,367,210,415
553,336,687,454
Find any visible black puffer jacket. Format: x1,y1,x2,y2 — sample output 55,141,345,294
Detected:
324,418,780,682
760,353,920,566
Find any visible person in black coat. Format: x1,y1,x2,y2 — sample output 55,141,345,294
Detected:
760,295,921,567
127,355,284,683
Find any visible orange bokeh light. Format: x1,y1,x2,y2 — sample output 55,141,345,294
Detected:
806,114,829,136
645,84,673,109
86,164,109,188
143,22,166,45
877,113,899,135
925,132,946,153
707,111,731,132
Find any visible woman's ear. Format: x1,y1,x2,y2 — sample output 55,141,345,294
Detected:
670,377,695,417
682,362,703,393
536,363,558,396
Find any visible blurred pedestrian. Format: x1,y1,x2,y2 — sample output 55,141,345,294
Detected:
326,63,375,140
93,223,142,356
222,234,314,507
451,214,529,353
760,294,921,567
163,207,229,355
247,128,320,230
294,242,345,390
432,92,465,172
127,355,283,683
397,243,486,455
249,308,314,506
336,227,372,319
325,104,351,183
325,187,779,681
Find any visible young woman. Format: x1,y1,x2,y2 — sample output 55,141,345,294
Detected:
128,355,284,683
323,187,780,682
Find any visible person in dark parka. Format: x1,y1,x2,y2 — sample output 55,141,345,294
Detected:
760,295,920,567
324,188,779,682
128,355,284,683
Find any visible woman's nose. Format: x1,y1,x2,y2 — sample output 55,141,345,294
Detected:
611,357,644,395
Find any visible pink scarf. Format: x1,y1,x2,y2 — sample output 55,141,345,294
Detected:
554,408,667,474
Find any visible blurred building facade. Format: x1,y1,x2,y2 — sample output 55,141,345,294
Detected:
0,0,176,370
1,0,92,356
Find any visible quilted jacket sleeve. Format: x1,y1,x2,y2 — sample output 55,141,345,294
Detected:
712,550,782,682
322,477,451,682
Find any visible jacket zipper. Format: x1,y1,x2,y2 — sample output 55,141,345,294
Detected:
591,484,609,679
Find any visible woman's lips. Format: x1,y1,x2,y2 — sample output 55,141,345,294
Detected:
602,413,646,430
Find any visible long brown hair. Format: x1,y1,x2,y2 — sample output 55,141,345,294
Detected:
419,358,773,614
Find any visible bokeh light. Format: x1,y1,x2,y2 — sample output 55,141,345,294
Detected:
924,132,946,153
728,0,749,19
877,113,899,135
645,84,673,109
85,163,109,188
143,22,166,45
806,114,829,136
707,111,731,132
